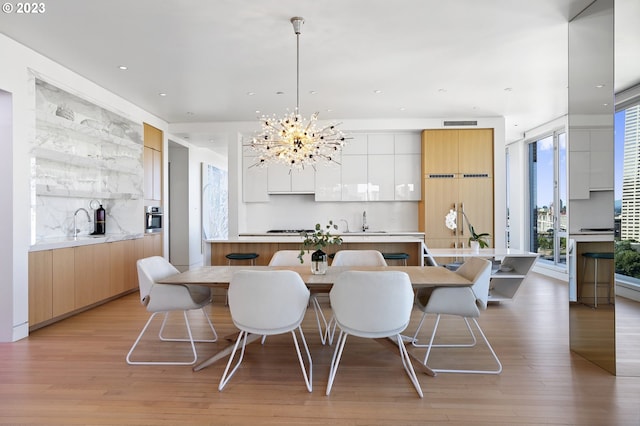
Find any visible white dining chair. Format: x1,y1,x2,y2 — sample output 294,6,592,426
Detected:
411,257,502,374
126,256,218,365
218,270,313,392
324,250,388,344
268,250,329,344
331,250,388,267
326,270,423,398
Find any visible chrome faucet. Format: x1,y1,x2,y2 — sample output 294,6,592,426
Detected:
340,219,350,233
362,210,369,232
73,208,91,239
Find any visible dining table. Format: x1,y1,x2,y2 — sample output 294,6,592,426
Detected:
157,265,472,375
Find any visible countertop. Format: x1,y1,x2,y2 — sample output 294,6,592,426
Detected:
208,232,425,244
30,232,146,251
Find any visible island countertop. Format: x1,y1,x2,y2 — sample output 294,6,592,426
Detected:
205,232,426,266
207,232,425,244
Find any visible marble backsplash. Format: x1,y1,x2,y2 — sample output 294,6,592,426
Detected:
32,78,144,243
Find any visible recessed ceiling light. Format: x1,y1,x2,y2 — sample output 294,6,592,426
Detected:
255,110,261,114
399,107,406,111
118,65,128,70
504,87,513,92
326,109,333,113
595,84,605,88
373,90,382,94
159,92,167,97
438,88,447,92
247,92,256,96
186,111,194,116
276,91,285,95
309,90,317,95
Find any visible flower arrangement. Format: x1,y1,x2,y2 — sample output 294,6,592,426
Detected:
298,221,343,263
445,209,490,248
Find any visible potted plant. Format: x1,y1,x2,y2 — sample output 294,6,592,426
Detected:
299,221,343,274
445,209,490,252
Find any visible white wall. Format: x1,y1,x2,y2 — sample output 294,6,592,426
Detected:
0,33,168,341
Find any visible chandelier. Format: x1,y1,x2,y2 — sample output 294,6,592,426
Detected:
250,17,348,170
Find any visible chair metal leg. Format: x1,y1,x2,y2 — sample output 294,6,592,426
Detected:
411,312,477,348
395,334,423,398
158,308,218,343
218,330,249,391
291,326,313,392
127,311,199,365
326,330,349,396
311,294,330,345
422,314,502,374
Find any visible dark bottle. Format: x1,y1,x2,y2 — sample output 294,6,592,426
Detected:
94,204,106,234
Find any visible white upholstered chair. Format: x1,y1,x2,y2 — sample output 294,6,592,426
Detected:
331,250,388,267
326,271,423,397
126,256,218,365
218,270,313,392
268,250,329,344
324,250,388,344
411,257,502,374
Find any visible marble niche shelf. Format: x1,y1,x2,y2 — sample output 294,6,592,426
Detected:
33,115,143,201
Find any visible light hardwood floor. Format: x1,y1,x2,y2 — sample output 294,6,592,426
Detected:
1,272,639,425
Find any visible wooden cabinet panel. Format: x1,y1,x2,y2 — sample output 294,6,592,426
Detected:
75,244,111,307
143,122,162,151
458,129,494,175
422,130,459,174
144,146,162,201
28,250,53,325
52,248,75,317
421,129,494,249
143,233,163,258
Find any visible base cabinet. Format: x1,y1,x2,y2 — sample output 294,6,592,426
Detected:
28,238,146,330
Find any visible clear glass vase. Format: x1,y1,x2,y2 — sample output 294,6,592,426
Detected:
311,249,328,275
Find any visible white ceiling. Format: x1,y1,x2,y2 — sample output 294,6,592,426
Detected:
1,0,638,155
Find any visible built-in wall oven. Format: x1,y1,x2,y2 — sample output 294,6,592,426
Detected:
145,206,163,233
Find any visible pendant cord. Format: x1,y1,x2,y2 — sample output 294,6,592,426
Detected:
296,31,300,113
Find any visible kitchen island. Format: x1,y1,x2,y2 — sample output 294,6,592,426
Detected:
205,232,426,266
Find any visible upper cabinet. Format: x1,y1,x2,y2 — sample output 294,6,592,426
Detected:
143,123,163,202
315,132,421,202
242,131,421,202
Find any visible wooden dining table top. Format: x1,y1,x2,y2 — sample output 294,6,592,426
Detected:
157,265,471,291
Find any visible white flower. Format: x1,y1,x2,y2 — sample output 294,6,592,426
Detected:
445,209,457,230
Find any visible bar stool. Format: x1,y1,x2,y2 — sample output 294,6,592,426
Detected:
225,252,259,266
224,253,259,305
582,252,614,308
382,252,410,266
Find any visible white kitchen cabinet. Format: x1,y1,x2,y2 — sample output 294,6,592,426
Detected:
367,133,395,154
243,155,269,202
367,155,395,201
342,133,368,155
394,154,421,200
394,133,422,154
341,155,368,201
569,128,614,200
315,160,342,201
267,163,315,193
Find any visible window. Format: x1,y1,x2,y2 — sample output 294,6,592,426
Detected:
528,131,568,269
616,103,640,284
